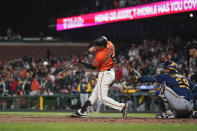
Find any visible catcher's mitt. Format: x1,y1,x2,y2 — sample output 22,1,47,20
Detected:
129,68,141,82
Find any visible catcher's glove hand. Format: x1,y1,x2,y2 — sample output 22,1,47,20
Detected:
129,68,141,82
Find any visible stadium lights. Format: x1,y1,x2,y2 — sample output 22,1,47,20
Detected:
189,13,194,17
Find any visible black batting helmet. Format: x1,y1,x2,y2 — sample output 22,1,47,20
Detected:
89,36,107,48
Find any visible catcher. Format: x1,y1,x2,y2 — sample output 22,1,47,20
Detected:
130,61,197,118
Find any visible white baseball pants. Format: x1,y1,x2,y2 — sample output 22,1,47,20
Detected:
164,86,193,114
89,69,125,111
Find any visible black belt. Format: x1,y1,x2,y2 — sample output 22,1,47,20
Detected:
107,68,113,71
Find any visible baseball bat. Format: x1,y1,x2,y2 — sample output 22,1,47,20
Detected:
53,48,90,75
53,57,78,75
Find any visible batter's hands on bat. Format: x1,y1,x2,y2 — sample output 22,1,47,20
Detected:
77,50,91,64
130,68,141,82
76,55,85,64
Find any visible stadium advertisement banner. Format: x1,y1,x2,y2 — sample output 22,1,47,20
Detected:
57,0,197,31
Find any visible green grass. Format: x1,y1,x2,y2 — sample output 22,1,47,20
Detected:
0,122,197,131
0,112,196,131
0,111,155,118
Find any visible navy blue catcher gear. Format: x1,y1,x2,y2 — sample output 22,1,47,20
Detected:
162,61,178,73
89,36,107,48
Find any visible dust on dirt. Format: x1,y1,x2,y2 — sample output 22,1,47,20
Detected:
0,115,197,124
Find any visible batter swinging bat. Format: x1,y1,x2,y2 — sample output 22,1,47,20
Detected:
53,48,90,75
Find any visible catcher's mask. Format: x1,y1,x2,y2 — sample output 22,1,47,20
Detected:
89,36,107,48
161,61,178,73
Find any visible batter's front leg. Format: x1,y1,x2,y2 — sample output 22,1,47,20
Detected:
97,72,125,111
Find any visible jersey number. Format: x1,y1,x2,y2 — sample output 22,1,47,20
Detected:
175,77,189,89
110,53,116,62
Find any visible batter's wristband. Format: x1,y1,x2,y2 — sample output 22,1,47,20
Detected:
80,62,96,70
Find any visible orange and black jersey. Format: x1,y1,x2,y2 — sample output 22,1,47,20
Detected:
92,41,116,71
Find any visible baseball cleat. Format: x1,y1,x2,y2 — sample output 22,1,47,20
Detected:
156,112,175,119
192,111,197,118
121,103,128,118
70,109,86,118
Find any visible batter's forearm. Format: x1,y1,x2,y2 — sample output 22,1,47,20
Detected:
80,62,96,70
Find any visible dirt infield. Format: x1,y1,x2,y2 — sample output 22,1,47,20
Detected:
0,115,197,124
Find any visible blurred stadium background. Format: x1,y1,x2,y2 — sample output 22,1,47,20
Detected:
0,0,197,113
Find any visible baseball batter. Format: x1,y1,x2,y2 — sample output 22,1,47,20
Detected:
71,36,127,118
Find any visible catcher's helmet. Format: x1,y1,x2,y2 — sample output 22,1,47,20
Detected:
163,61,178,73
89,36,107,48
